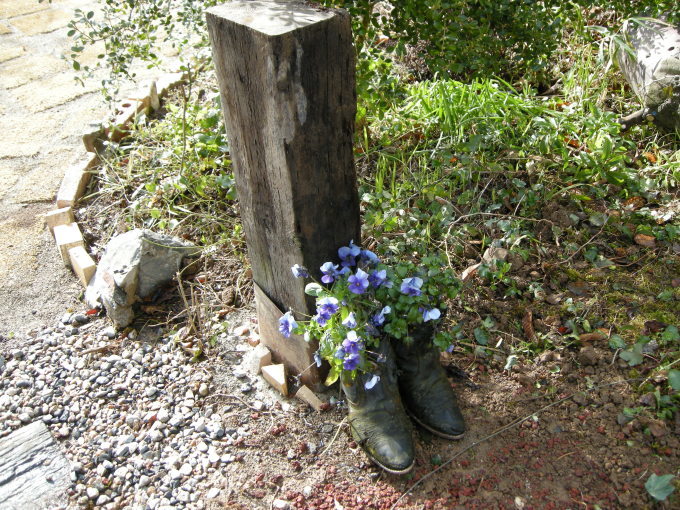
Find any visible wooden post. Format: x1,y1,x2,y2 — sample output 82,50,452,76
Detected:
206,1,360,388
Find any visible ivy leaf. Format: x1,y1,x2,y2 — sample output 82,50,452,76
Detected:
661,325,679,342
644,473,675,501
619,343,644,366
668,370,680,391
473,327,488,346
608,334,626,349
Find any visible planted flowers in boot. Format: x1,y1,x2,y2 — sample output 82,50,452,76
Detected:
279,242,464,472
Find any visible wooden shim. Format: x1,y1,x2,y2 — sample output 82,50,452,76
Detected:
0,421,71,510
255,282,324,389
207,1,360,386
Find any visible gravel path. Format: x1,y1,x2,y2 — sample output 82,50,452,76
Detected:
0,309,303,509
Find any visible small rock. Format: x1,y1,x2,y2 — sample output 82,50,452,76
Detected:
102,326,117,339
145,387,158,398
179,463,192,476
302,486,313,498
198,383,209,397
169,469,182,480
86,487,99,499
156,408,170,423
240,383,253,394
272,499,290,510
95,495,110,506
233,325,250,337
139,475,151,487
206,487,220,499
577,346,598,366
573,392,588,406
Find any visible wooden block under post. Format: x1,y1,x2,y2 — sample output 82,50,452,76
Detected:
68,245,96,287
254,283,326,390
261,364,288,396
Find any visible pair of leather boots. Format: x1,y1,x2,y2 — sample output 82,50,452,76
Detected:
341,326,465,474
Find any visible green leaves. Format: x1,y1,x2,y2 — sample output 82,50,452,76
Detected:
669,370,680,392
645,473,675,501
619,343,644,367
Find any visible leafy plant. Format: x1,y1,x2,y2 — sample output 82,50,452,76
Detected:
279,242,461,386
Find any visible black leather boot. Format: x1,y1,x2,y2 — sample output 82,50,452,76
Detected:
393,324,466,440
341,338,415,474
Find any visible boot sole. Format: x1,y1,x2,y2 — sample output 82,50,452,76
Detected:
406,408,466,441
368,455,415,475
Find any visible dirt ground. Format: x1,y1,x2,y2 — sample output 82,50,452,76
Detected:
196,329,678,510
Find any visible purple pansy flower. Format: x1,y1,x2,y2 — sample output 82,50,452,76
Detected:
320,262,339,284
291,264,309,278
359,249,379,266
400,277,423,296
348,268,370,294
314,352,323,367
342,312,357,328
370,306,391,327
368,269,388,288
317,296,339,316
278,311,297,338
422,307,441,322
446,344,455,353
338,241,361,268
340,331,363,371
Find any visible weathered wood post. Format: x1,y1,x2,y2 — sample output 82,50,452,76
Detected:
206,1,360,388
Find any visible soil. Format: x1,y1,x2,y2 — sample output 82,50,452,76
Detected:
193,333,679,510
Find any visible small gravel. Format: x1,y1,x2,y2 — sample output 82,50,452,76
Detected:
0,311,299,510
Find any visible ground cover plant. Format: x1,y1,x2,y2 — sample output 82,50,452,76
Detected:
74,1,678,507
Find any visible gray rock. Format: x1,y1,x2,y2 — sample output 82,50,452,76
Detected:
85,229,200,329
618,18,680,130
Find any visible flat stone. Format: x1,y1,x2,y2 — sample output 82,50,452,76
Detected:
0,421,71,509
0,45,24,64
12,73,97,114
9,9,71,36
295,385,324,412
0,55,62,89
0,0,49,19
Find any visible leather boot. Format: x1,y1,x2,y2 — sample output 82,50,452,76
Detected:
393,324,466,439
341,338,415,474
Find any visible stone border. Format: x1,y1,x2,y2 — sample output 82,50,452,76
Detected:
44,71,188,288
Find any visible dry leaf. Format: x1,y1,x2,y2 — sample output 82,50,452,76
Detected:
634,233,656,248
522,309,537,343
579,331,607,343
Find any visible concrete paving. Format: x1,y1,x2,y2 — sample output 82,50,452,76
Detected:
0,0,180,336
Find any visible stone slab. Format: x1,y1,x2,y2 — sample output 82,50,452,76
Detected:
45,207,74,233
53,222,84,267
0,0,50,20
295,385,324,412
55,155,98,208
0,45,24,64
9,9,71,36
12,72,96,113
0,55,63,89
0,421,71,510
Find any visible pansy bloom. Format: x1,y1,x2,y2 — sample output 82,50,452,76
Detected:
278,311,297,338
348,268,370,295
400,277,423,297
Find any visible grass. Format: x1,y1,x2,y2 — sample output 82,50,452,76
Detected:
83,11,679,424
